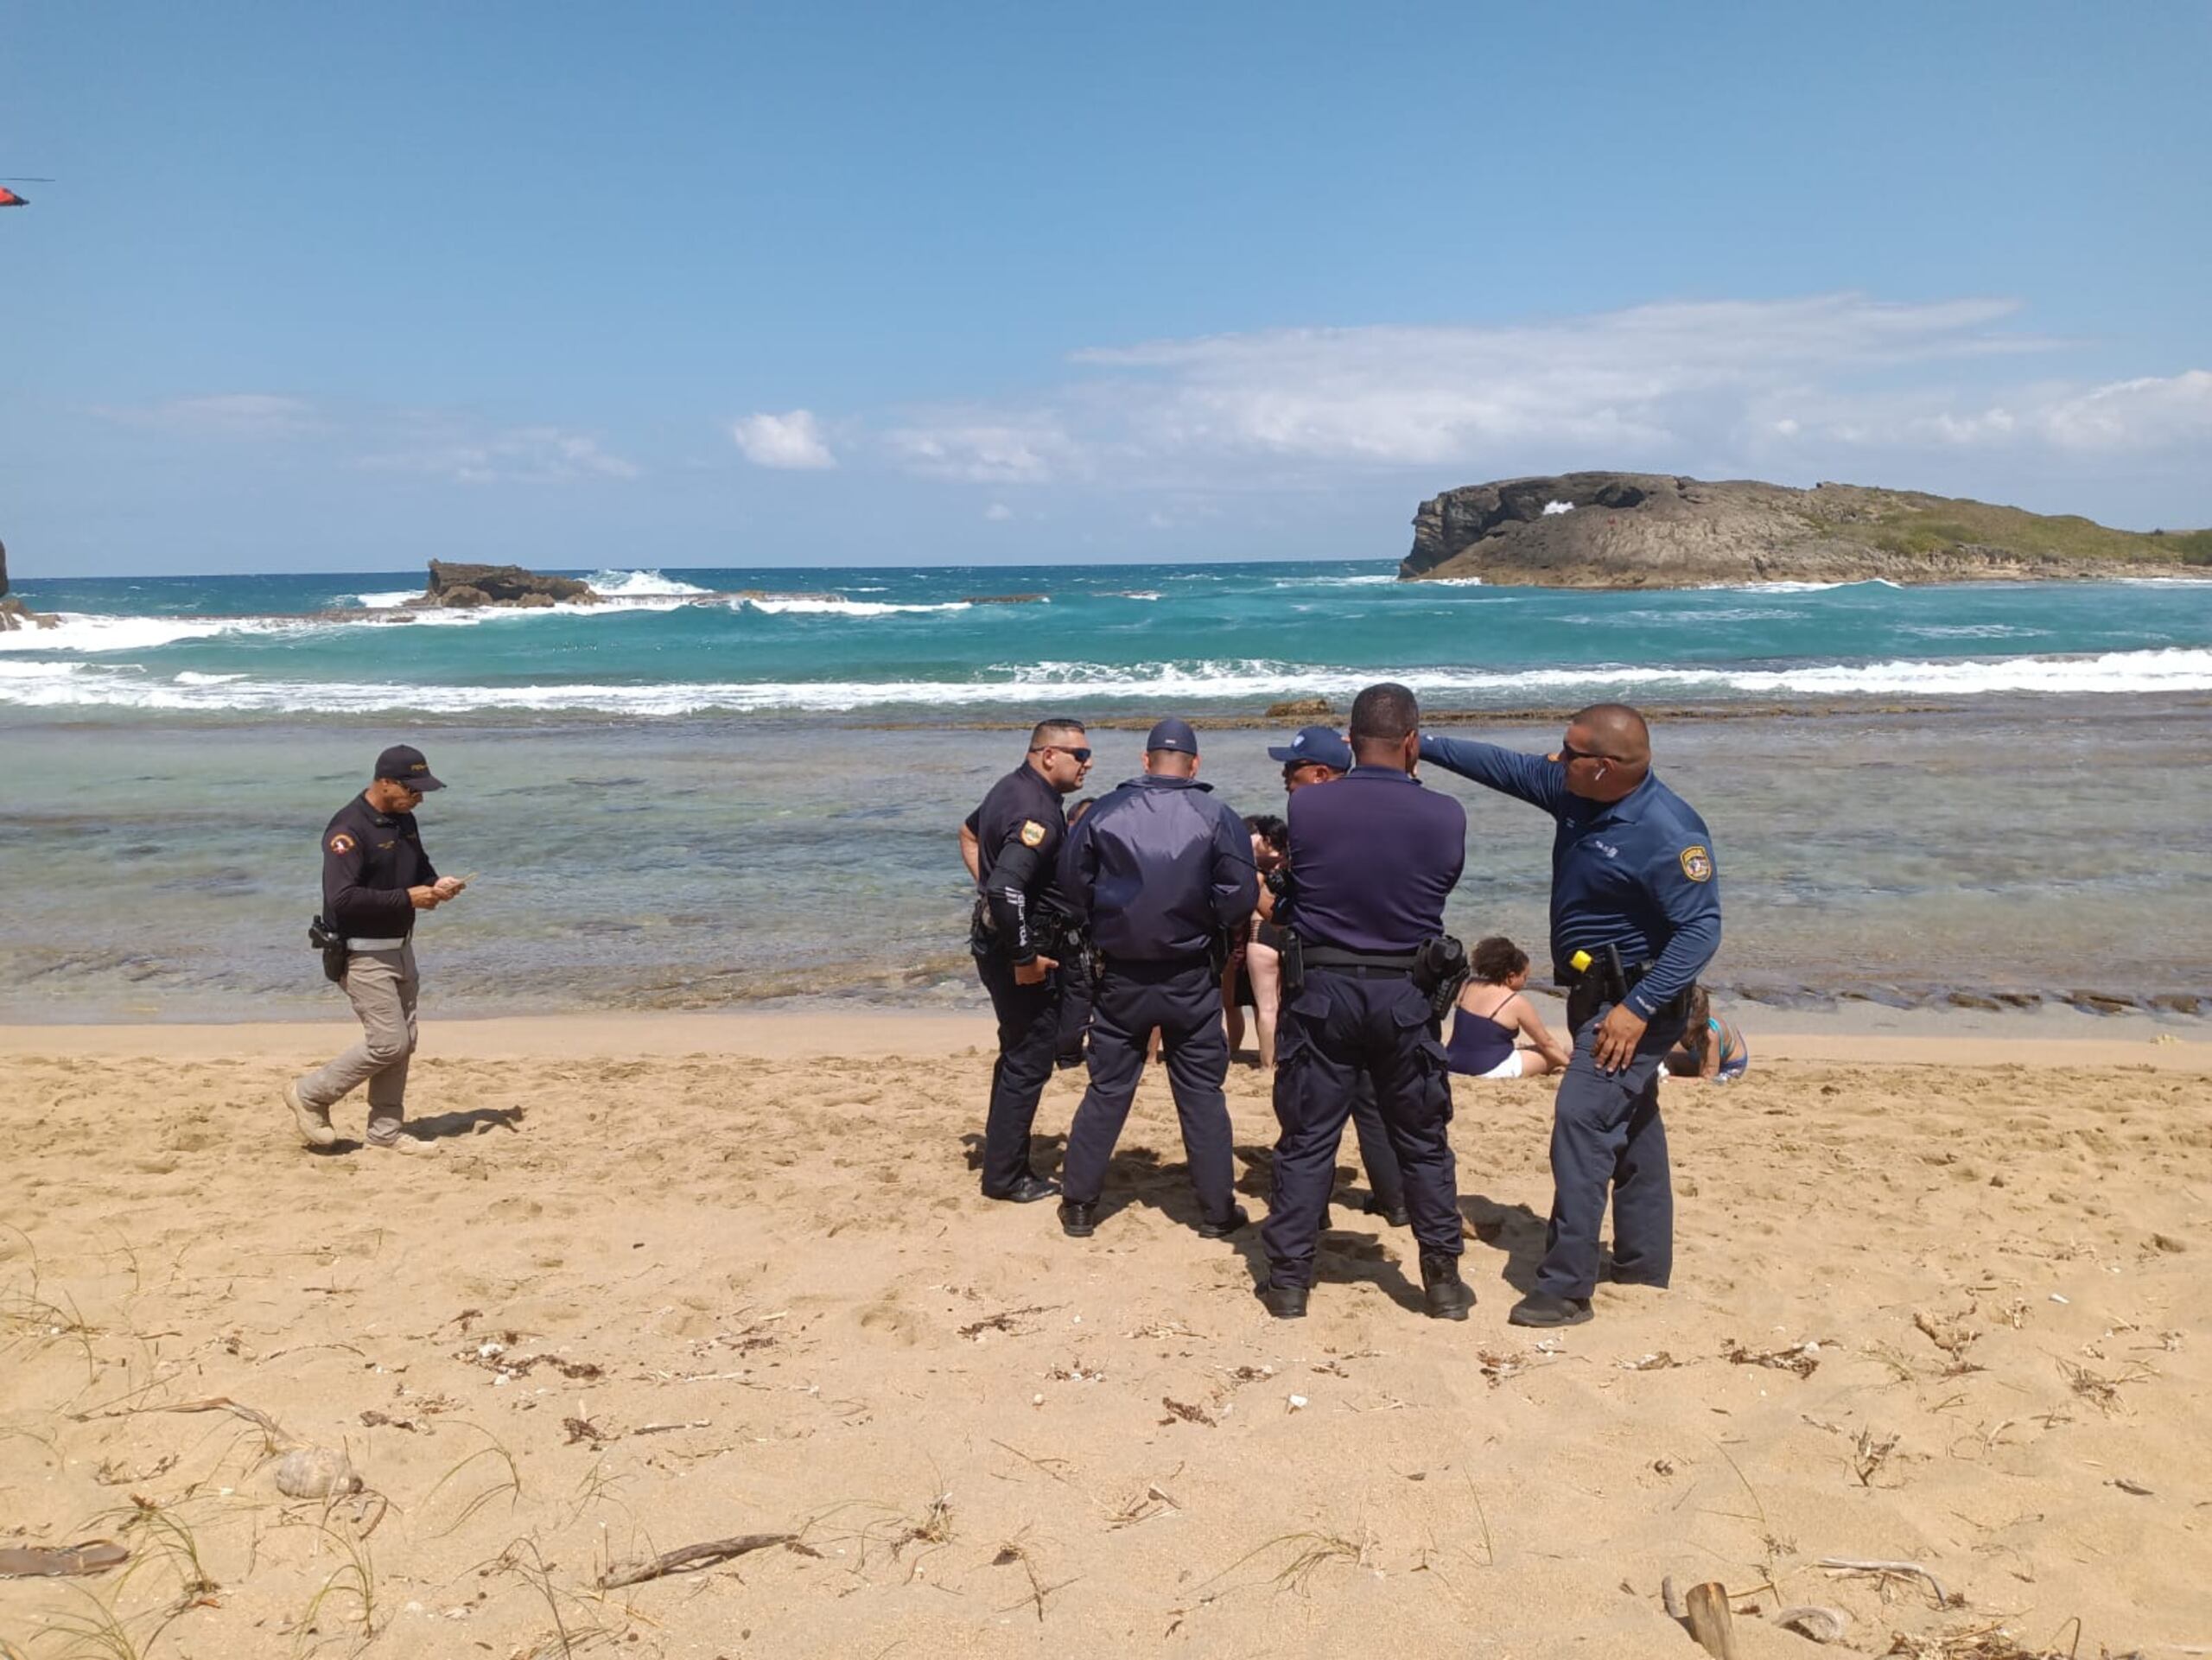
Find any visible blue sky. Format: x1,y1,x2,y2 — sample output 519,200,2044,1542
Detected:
3,1,2208,576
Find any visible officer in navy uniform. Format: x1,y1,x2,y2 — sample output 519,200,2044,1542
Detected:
1260,684,1475,1321
1268,724,1409,1228
285,744,466,1153
963,718,1094,1202
1054,719,1258,1239
1420,703,1720,1327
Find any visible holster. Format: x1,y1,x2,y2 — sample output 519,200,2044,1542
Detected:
308,916,347,985
1412,934,1471,1026
1280,930,1306,1001
1564,944,1686,1033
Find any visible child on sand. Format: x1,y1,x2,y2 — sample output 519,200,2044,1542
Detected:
1665,984,1749,1082
1445,937,1572,1078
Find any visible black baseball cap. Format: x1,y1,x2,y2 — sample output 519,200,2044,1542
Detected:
1267,724,1353,772
373,744,446,792
1146,717,1198,755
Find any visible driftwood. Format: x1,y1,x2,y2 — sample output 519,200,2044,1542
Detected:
0,1540,130,1579
1774,1605,1852,1643
1682,1580,1741,1659
1816,1555,1955,1607
596,1532,798,1588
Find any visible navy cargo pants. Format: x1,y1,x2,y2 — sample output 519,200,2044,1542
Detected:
1346,1073,1407,1217
1261,969,1461,1289
976,951,1064,1195
1060,959,1238,1229
1535,999,1687,1299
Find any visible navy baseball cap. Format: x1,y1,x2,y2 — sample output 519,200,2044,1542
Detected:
1146,717,1198,755
1268,725,1353,772
373,744,446,792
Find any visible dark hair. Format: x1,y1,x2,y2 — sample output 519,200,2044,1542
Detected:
1243,812,1288,852
1471,936,1529,983
1349,682,1420,745
1680,984,1713,1060
1066,795,1096,825
1029,717,1087,747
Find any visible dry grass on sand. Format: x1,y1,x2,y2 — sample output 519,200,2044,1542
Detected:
3,1044,2209,1657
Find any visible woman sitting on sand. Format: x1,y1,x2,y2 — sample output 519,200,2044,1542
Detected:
1445,937,1571,1078
1665,985,1749,1082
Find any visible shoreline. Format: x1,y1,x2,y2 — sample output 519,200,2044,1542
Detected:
4,1002,2207,1070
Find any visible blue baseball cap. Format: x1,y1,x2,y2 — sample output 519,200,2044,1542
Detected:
1146,716,1199,754
1267,725,1352,772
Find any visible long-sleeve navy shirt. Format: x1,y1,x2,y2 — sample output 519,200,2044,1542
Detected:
321,793,440,938
1419,735,1721,1019
1057,774,1257,963
1284,766,1465,953
965,763,1070,964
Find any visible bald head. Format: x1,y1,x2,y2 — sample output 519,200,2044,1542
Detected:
1562,703,1651,802
1569,703,1649,766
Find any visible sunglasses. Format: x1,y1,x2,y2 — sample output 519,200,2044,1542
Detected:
1557,740,1618,766
1031,745,1093,763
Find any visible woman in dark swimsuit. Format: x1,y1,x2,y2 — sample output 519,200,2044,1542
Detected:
1445,937,1572,1078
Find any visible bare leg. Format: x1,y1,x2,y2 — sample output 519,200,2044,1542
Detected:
1247,939,1281,1070
1221,964,1245,1059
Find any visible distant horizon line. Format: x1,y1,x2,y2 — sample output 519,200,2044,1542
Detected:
8,553,1402,584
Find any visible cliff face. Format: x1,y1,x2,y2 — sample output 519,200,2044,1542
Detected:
1402,474,2209,587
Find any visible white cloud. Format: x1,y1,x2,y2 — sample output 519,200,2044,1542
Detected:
732,410,836,469
359,424,639,485
856,296,2204,510
982,502,1014,521
2037,369,2212,451
93,393,323,437
884,415,1082,483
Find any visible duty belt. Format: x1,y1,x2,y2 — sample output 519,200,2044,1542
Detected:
1302,945,1420,979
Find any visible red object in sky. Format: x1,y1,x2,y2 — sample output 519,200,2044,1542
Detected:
0,188,26,207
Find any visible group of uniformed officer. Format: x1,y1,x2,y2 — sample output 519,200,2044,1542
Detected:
291,686,1721,1332
963,685,1722,1329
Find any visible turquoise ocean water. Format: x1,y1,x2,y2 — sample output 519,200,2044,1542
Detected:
4,563,2212,716
2,562,2209,1021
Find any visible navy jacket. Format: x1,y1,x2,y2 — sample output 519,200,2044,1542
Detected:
1420,735,1721,1019
1285,766,1465,953
321,792,439,938
1058,774,1257,964
965,762,1071,964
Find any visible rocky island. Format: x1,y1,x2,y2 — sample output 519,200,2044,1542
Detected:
407,560,600,609
0,537,59,632
1401,473,2212,587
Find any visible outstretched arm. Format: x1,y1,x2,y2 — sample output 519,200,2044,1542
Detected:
1419,735,1565,813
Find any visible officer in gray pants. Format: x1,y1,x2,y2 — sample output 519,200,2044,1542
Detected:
286,745,466,1154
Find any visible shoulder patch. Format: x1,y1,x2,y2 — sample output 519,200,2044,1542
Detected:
1680,844,1713,883
327,831,357,855
1020,820,1048,849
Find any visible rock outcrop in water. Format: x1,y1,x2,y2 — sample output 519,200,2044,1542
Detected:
410,560,599,609
1401,473,2211,588
0,537,59,631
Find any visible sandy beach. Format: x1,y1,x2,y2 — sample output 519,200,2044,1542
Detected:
2,1015,2207,1658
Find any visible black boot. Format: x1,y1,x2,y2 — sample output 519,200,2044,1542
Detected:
1259,1281,1309,1319
985,1173,1061,1204
1420,1253,1474,1320
1363,1193,1412,1228
1196,1204,1249,1240
1507,1290,1592,1328
1057,1199,1096,1237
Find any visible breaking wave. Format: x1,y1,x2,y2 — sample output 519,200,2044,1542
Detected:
4,646,2209,716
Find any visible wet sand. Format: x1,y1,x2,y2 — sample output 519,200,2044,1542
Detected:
3,1017,2209,1657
